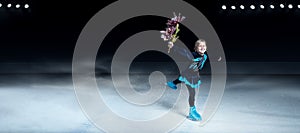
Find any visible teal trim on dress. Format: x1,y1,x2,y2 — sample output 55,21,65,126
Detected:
199,54,207,70
178,76,201,89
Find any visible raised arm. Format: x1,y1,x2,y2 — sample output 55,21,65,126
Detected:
170,45,194,60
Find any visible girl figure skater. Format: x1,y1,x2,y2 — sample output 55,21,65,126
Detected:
167,39,207,121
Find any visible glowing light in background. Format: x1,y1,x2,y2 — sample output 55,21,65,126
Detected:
231,6,236,10
222,5,226,10
24,4,29,9
16,4,20,8
220,3,300,11
240,5,244,9
7,3,12,8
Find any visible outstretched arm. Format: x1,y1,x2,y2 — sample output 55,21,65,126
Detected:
169,44,194,60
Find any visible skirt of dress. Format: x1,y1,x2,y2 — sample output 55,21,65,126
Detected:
178,68,201,89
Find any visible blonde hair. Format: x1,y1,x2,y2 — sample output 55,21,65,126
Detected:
194,39,206,51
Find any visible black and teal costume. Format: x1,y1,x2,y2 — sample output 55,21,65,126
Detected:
169,46,207,106
171,46,207,89
178,52,207,89
167,46,207,121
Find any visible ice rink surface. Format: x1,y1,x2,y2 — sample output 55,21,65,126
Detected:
1,73,300,133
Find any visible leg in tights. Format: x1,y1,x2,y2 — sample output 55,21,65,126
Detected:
187,85,195,107
172,77,182,85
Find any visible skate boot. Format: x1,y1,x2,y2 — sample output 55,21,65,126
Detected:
187,106,202,121
167,81,177,90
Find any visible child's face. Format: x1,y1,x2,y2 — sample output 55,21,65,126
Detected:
195,42,207,54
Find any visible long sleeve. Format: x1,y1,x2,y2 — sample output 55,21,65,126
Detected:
171,45,194,60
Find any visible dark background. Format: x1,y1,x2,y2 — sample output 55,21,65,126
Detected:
1,0,300,63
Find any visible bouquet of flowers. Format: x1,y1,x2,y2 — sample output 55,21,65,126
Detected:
160,12,185,53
